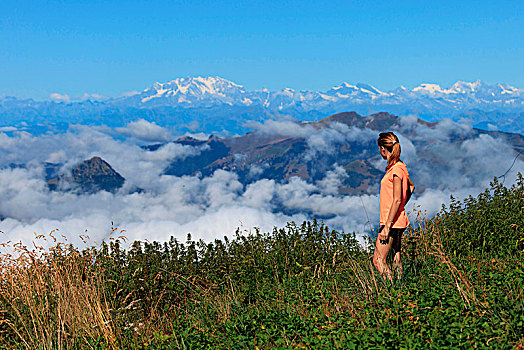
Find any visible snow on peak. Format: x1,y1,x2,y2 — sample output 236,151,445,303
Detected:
449,80,485,93
497,83,520,94
340,82,357,89
330,82,383,95
355,83,384,95
332,82,357,90
413,83,445,95
140,76,247,104
110,76,524,111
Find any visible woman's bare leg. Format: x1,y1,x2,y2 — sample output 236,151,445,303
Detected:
392,234,402,279
373,236,393,281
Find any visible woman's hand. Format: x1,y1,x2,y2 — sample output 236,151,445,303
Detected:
379,224,390,243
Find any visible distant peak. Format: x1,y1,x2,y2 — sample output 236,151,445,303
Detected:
140,76,247,103
447,80,486,92
148,76,244,90
80,156,115,170
332,82,357,90
412,83,445,94
340,82,356,88
330,82,383,94
67,156,125,193
355,83,384,95
177,135,199,142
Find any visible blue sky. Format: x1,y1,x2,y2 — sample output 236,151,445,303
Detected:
1,0,523,100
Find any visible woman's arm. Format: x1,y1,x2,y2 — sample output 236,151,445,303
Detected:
379,175,402,241
406,177,415,204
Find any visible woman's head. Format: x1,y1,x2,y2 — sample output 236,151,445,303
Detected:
377,132,401,170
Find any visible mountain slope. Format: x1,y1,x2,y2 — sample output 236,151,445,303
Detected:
2,77,524,135
48,156,125,193
153,112,524,196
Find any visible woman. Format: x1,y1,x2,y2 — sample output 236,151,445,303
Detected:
372,132,415,281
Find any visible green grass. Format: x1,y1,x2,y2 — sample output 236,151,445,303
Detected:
0,174,522,349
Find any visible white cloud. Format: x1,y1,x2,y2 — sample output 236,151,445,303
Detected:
116,119,172,142
46,150,67,163
182,132,209,140
120,91,139,97
316,164,348,195
248,163,267,179
186,121,200,131
0,118,522,251
49,93,70,103
241,179,276,210
247,119,377,160
80,93,105,101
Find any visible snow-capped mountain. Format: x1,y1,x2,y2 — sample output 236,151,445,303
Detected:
1,76,523,135
118,76,250,107
114,76,524,113
410,80,522,105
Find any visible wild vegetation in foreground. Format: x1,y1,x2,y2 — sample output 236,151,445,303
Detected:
0,176,522,349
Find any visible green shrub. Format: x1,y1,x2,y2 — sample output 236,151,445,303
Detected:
433,174,524,258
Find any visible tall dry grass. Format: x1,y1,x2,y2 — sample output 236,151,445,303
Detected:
404,211,481,309
0,233,116,349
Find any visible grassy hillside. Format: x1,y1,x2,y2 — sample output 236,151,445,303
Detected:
0,175,523,349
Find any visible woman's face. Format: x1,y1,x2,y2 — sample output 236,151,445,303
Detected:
378,145,388,160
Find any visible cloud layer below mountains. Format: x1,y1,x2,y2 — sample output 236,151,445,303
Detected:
0,118,522,249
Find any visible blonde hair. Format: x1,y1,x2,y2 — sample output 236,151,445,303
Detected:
377,132,401,170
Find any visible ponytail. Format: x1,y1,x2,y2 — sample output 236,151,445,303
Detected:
377,132,401,170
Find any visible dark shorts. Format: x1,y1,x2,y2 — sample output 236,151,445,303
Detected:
378,226,406,244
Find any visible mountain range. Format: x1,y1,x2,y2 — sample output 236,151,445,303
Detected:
1,77,524,135
47,112,524,211
149,112,524,196
117,77,524,113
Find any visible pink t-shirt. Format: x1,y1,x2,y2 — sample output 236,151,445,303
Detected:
379,161,410,228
